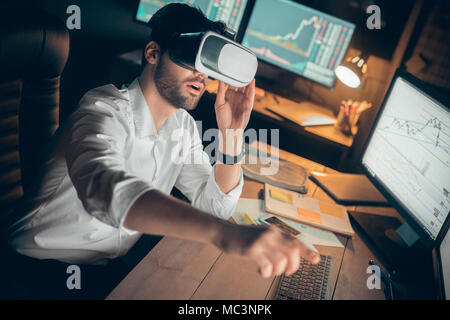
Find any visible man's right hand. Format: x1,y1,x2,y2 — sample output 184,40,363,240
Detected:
214,222,321,278
125,189,320,279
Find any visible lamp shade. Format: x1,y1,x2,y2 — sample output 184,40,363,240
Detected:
335,55,368,88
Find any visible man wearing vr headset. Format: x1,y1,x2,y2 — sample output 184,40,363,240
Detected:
6,3,319,298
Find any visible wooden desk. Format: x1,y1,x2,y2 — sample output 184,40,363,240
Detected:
106,142,399,300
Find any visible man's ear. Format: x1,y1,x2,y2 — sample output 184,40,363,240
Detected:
144,41,161,66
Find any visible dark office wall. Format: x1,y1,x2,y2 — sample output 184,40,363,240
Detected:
1,0,150,121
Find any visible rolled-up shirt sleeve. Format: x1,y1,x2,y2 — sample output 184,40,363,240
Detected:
174,120,243,220
63,94,153,228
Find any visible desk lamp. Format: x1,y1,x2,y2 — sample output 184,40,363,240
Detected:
333,53,372,135
335,54,369,89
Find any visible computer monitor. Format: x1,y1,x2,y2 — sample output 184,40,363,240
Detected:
433,220,450,299
360,69,450,249
242,0,355,87
135,0,249,35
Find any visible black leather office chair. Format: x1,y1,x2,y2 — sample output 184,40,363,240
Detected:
0,10,69,241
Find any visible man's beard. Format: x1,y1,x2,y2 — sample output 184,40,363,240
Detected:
154,57,204,111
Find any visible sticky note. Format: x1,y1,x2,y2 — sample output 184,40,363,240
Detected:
297,208,322,225
269,188,293,204
242,213,257,225
319,201,344,218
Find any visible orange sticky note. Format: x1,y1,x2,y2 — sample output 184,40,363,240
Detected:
319,201,344,218
297,208,322,225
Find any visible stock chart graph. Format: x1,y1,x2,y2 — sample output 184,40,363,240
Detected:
242,0,355,87
136,0,248,32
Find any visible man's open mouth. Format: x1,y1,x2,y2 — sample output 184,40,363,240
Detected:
186,81,204,95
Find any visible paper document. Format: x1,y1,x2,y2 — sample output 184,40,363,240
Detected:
272,215,344,248
232,198,344,250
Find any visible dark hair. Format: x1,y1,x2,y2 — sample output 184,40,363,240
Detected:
142,3,228,67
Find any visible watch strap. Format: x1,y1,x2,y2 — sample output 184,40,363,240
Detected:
217,146,245,165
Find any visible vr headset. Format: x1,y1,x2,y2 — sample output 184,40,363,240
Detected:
167,31,258,88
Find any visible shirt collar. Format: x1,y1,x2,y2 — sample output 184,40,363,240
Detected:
127,77,182,139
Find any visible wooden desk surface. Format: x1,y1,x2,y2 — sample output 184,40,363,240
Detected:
107,142,392,300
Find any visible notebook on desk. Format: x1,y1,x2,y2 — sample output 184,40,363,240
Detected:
266,101,337,127
264,184,355,237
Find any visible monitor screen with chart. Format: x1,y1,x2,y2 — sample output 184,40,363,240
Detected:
361,71,450,245
242,0,355,87
135,0,249,34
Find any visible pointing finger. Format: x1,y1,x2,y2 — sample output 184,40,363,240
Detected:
296,239,320,264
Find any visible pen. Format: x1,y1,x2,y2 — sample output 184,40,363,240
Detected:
272,94,280,105
351,101,359,115
357,101,372,114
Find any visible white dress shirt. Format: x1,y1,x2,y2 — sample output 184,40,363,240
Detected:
8,78,243,265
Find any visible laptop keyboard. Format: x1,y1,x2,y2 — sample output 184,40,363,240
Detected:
275,254,333,300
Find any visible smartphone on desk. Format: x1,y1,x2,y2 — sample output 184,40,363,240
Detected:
262,216,319,253
263,216,301,236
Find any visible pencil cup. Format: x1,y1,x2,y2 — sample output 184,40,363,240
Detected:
335,105,359,135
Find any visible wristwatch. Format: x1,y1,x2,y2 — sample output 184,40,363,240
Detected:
217,146,245,165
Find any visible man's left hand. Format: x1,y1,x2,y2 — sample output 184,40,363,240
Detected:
214,79,255,132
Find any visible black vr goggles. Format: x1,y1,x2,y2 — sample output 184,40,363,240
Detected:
167,31,258,87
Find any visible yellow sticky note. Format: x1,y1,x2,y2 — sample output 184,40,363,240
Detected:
297,208,322,225
319,201,344,218
243,213,257,225
269,188,293,204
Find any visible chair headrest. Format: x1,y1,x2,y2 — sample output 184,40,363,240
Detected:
0,9,70,81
